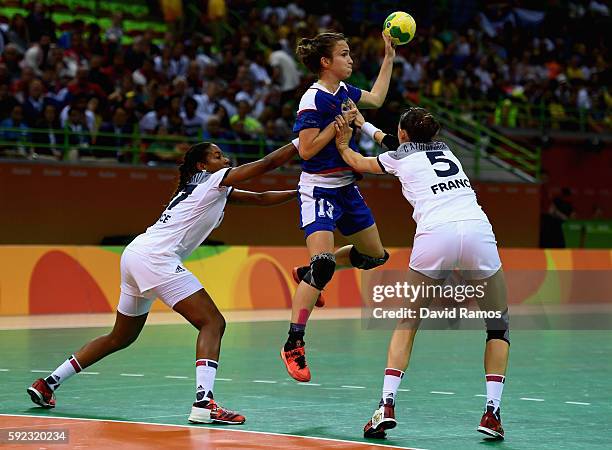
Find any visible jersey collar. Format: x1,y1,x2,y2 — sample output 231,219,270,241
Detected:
311,81,346,95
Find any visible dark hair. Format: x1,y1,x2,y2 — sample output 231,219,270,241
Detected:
399,107,441,143
171,142,214,198
296,32,347,74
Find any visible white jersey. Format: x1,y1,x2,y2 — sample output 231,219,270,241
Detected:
377,141,489,230
127,168,232,260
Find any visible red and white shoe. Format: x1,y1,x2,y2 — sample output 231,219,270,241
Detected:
188,399,245,424
27,378,56,408
292,266,325,307
477,406,504,439
281,343,311,382
364,400,397,438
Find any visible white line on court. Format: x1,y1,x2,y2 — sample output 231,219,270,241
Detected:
0,414,427,450
0,369,9,372
474,394,487,397
164,375,189,379
80,371,99,375
398,388,410,392
30,370,51,373
341,385,366,389
252,380,277,384
120,373,144,377
216,378,232,381
565,401,590,405
430,391,455,395
298,383,321,386
520,397,545,402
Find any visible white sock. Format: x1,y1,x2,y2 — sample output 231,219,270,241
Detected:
485,374,505,411
45,355,82,391
195,359,218,403
381,368,404,405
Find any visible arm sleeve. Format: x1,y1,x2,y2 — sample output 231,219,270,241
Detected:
376,152,399,176
381,134,400,150
346,83,362,103
293,110,322,133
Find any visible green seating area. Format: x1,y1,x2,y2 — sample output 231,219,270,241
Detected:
563,220,612,248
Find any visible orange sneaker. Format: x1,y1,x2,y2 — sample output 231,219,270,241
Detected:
281,344,311,382
363,399,397,438
188,399,245,424
477,405,504,439
27,378,56,408
292,266,325,307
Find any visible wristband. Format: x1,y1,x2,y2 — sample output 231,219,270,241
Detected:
361,122,381,140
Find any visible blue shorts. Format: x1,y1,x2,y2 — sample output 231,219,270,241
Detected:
297,183,375,238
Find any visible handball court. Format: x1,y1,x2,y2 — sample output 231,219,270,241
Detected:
1,310,610,449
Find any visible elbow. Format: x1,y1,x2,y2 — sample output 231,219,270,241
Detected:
298,148,312,160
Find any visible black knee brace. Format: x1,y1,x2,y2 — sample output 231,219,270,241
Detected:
485,308,510,345
303,253,336,290
349,246,389,270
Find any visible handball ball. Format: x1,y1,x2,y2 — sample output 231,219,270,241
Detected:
383,11,416,46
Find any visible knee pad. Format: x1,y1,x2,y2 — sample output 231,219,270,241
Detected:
303,253,336,290
485,308,510,345
349,246,389,270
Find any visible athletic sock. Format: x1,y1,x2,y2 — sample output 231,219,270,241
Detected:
195,359,218,404
45,355,82,391
485,374,505,412
381,368,404,405
284,323,305,351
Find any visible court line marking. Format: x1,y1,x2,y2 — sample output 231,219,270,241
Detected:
520,397,545,402
430,391,455,395
474,394,487,397
341,385,366,389
398,388,410,392
80,371,99,375
565,401,590,405
30,370,51,373
216,378,232,381
252,380,277,384
298,383,321,386
165,376,189,379
0,369,9,372
120,373,144,377
0,414,427,450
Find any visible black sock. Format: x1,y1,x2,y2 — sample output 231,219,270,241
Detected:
284,323,305,351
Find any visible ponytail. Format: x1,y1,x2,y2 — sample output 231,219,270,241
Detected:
399,108,441,143
171,142,213,199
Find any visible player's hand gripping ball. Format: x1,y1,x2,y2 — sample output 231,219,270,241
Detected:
383,11,416,46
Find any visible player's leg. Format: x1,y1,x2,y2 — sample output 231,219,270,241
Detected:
364,269,439,438
460,220,508,439
27,296,150,408
473,268,509,439
282,229,335,382
172,286,245,424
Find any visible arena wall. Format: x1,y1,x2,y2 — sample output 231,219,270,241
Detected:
0,161,540,247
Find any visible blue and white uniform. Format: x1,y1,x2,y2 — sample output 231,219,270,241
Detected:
294,81,375,237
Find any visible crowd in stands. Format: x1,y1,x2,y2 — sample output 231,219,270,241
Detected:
0,0,610,164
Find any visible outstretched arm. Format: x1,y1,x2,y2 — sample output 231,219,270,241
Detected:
358,33,395,109
221,141,297,186
229,189,297,206
334,115,384,174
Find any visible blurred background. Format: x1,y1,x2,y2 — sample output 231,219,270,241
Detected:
0,0,610,248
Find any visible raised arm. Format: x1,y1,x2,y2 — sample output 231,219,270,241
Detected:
334,115,384,175
221,142,297,186
228,189,297,206
357,33,396,109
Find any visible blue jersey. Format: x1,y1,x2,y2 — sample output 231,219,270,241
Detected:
293,82,362,177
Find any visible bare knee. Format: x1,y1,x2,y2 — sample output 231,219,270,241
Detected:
192,311,226,336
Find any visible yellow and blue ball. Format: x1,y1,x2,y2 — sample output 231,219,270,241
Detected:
383,11,416,46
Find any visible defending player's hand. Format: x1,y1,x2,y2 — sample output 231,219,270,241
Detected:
347,99,366,128
381,31,396,59
342,103,358,125
334,115,353,150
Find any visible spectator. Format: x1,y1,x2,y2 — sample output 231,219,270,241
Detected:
25,2,55,43
180,97,206,138
32,104,62,159
22,79,50,126
139,97,169,134
1,104,29,157
104,12,124,44
268,43,300,103
64,106,91,159
22,33,53,76
230,100,263,139
97,107,133,161
7,14,30,54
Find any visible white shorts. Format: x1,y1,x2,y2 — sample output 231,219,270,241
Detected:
117,249,203,316
409,219,502,280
